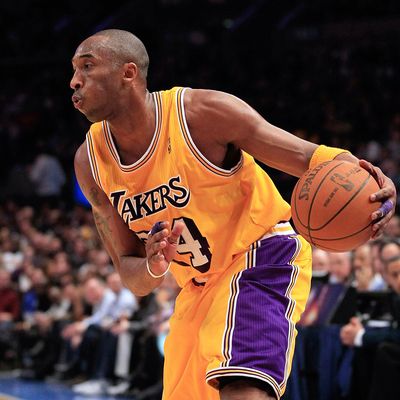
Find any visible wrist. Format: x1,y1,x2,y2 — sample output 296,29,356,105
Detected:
309,145,351,170
354,327,365,347
146,259,171,279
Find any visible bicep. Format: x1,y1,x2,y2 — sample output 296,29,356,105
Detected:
188,89,317,177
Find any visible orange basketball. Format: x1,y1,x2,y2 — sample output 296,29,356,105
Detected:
290,160,380,252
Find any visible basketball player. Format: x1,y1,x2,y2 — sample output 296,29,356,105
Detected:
71,30,396,400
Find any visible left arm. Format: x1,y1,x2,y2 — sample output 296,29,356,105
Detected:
185,89,396,237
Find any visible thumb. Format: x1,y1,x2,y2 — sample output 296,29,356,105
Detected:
168,221,185,245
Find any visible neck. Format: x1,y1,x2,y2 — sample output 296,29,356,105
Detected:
107,90,156,165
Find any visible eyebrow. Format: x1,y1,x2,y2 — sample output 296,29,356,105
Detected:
72,53,96,63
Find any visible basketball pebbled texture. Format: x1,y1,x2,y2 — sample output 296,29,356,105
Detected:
291,160,380,252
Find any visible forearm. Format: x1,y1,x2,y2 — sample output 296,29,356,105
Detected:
119,256,164,296
91,209,162,296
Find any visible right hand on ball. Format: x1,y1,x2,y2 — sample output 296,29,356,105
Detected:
359,159,397,238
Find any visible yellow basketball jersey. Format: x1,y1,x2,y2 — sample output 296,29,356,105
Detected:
86,87,291,287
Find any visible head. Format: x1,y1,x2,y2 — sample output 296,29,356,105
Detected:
328,251,352,284
352,243,372,270
352,243,374,291
312,248,330,273
383,214,400,238
0,269,11,290
380,239,400,264
370,238,384,274
83,277,106,305
106,272,123,294
70,29,149,122
385,255,400,294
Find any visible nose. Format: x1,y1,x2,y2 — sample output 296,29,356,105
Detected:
70,70,82,90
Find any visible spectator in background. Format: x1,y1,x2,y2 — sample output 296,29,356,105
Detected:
58,277,116,381
311,247,330,279
18,285,68,380
29,143,66,207
352,243,376,292
72,272,138,395
78,249,113,281
0,269,20,322
328,251,352,285
106,273,179,399
298,249,327,327
0,268,20,368
378,238,400,286
61,277,115,349
370,239,389,291
367,255,400,400
340,254,400,399
383,214,400,238
380,237,400,263
106,272,138,322
106,292,161,397
20,268,51,324
0,229,23,273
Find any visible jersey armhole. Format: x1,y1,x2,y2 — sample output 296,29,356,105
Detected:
176,87,244,178
86,130,105,191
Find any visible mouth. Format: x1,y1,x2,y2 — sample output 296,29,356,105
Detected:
72,94,83,109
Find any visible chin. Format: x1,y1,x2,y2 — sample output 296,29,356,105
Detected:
83,111,104,123
86,116,101,123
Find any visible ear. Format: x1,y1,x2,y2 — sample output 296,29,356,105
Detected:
124,62,139,80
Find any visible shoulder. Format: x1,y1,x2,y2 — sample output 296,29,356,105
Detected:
184,88,253,116
183,88,260,144
73,141,96,195
74,141,89,172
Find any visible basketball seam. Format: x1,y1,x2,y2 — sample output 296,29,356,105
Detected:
292,180,314,244
292,162,345,232
305,162,346,245
307,161,345,232
307,220,372,242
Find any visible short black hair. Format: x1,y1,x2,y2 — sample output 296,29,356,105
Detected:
93,29,149,79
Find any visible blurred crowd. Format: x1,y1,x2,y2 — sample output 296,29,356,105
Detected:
0,202,178,399
1,1,400,399
1,204,399,400
296,217,400,400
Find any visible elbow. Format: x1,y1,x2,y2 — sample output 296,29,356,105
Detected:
124,281,153,297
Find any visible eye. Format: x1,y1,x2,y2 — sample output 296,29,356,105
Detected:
84,63,93,70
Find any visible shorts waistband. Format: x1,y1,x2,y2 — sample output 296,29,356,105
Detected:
260,221,296,240
191,222,295,286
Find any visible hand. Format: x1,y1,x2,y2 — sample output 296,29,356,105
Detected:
359,159,397,238
62,323,75,339
110,319,130,335
145,220,185,277
340,317,363,346
62,321,85,338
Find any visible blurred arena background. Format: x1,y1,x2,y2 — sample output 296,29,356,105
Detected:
0,1,400,399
